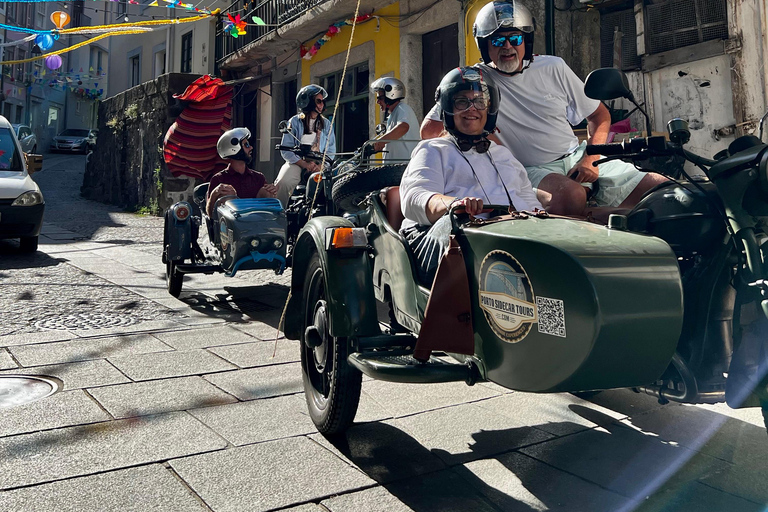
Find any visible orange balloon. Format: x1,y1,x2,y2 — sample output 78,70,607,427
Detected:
51,11,71,29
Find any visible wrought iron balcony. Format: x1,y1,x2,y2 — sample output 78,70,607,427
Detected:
215,0,327,71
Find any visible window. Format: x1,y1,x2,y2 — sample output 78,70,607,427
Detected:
129,54,140,86
154,50,166,77
35,2,45,28
645,0,728,54
73,1,84,28
14,107,22,124
319,62,370,152
15,48,25,82
117,0,127,17
180,32,193,73
600,9,640,70
6,2,14,20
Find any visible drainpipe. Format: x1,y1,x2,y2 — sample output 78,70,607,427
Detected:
545,0,555,55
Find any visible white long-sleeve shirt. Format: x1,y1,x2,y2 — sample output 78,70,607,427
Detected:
400,137,542,229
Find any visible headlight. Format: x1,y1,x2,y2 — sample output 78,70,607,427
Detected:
272,238,283,249
250,239,260,248
12,191,44,206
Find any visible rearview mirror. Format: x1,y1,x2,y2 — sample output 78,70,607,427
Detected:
584,68,634,102
375,123,386,136
278,120,290,134
25,153,43,175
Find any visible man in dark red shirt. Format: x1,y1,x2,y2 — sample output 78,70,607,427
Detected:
206,127,277,216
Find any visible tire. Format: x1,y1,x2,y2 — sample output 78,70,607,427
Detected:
332,163,406,213
300,252,362,435
19,236,38,253
166,260,183,297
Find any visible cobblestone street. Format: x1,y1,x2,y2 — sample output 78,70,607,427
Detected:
1,154,768,511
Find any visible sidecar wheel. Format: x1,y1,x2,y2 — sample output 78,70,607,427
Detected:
300,252,361,435
166,260,183,297
332,163,406,213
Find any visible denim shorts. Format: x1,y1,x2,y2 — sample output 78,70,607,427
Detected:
525,142,646,207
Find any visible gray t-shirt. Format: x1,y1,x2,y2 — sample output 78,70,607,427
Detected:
384,101,420,162
426,56,599,167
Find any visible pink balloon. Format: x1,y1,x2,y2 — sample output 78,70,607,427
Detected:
45,55,63,70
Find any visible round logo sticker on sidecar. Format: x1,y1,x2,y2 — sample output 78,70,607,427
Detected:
478,250,538,343
219,219,230,251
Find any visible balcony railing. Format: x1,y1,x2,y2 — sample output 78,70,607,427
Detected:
215,0,327,71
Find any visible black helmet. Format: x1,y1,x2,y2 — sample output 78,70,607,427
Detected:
473,0,535,69
435,66,500,138
296,84,328,112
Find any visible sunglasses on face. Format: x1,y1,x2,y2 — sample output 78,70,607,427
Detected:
456,137,491,154
241,140,251,148
315,98,326,105
453,96,488,112
490,34,524,47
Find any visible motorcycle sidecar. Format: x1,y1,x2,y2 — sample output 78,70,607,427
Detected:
163,190,286,297
285,187,685,434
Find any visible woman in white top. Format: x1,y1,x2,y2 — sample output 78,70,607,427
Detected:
400,66,541,285
276,84,336,207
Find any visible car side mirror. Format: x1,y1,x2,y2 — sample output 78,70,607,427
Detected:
584,68,634,102
25,153,43,175
278,120,290,134
375,123,386,136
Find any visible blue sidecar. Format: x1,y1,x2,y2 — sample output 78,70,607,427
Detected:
162,183,287,297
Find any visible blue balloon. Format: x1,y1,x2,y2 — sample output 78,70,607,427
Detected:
35,33,55,51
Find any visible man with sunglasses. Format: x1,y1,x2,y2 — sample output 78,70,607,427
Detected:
420,0,666,218
206,127,277,217
370,77,420,162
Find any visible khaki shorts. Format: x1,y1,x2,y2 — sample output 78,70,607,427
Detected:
525,142,646,207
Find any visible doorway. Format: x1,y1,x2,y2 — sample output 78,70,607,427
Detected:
422,24,459,115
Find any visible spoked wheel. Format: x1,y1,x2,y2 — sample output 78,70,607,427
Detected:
300,253,361,435
166,260,183,297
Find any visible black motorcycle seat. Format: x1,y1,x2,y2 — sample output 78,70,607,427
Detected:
193,183,209,208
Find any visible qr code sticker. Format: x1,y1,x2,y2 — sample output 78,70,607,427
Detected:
537,296,566,337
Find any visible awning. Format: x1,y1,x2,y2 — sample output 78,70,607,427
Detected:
163,75,233,181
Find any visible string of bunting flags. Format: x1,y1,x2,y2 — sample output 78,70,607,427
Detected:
299,14,374,60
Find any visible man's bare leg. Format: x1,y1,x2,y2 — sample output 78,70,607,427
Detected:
536,173,588,216
618,173,668,208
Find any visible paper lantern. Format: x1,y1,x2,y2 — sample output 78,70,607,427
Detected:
50,11,71,29
45,55,63,70
35,34,55,51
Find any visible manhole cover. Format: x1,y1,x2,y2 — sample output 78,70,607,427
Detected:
35,313,140,331
0,375,61,409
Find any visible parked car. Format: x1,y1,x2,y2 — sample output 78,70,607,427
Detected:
0,116,44,252
12,124,37,153
50,128,96,154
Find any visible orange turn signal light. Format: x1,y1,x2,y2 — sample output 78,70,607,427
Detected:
312,173,323,183
329,227,367,249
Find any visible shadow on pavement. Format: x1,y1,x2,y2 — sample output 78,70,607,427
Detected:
0,241,63,269
322,403,767,512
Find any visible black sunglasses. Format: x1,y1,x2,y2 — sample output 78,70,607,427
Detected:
456,137,491,154
490,34,524,47
241,140,251,148
315,98,326,105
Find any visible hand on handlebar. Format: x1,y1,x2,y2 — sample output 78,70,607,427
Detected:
451,197,485,217
304,160,321,173
372,140,386,153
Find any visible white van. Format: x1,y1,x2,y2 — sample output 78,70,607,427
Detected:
0,115,44,252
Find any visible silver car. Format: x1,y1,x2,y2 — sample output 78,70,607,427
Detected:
50,128,95,154
12,124,37,153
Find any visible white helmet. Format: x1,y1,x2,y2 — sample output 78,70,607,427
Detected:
371,77,406,102
217,127,251,161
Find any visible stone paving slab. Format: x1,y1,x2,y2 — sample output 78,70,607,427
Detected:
203,362,303,401
123,285,176,300
396,403,554,465
474,391,629,437
0,411,226,490
88,376,238,418
152,324,257,350
456,451,630,511
189,394,316,446
69,319,188,338
382,469,498,511
321,486,414,511
0,359,130,390
207,340,300,368
230,320,285,340
0,464,208,512
9,333,173,367
170,436,374,512
107,348,237,381
360,380,501,418
0,349,16,370
0,330,78,347
353,390,395,424
635,480,764,512
0,390,111,437
518,420,732,499
308,420,448,484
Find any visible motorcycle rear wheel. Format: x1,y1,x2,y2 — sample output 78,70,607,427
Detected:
166,260,183,297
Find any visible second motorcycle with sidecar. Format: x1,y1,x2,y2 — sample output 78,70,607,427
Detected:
284,68,768,436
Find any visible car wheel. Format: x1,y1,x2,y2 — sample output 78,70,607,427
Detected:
166,260,183,297
332,163,406,213
19,236,38,253
300,252,361,435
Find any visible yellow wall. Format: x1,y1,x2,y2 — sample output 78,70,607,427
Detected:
300,3,401,124
464,0,494,65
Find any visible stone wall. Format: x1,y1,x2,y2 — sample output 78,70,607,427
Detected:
81,73,202,213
